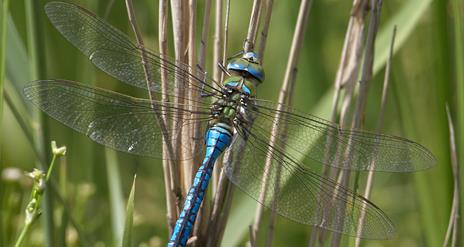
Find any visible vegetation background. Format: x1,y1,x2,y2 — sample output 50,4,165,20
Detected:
1,0,463,246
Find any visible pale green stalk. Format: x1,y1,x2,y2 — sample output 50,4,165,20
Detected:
0,0,10,160
106,149,125,245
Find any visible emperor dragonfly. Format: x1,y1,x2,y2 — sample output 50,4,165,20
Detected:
23,2,436,246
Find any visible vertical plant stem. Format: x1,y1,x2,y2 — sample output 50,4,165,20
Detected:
158,0,177,233
309,0,370,245
211,0,223,195
122,175,136,247
205,1,234,245
0,0,9,157
194,0,213,243
25,0,54,246
170,0,187,202
187,0,198,192
244,0,261,52
221,0,230,83
250,0,313,246
198,0,212,72
14,142,65,247
126,0,180,234
354,25,396,247
331,1,383,246
105,150,125,245
451,1,464,238
443,106,460,247
257,0,273,59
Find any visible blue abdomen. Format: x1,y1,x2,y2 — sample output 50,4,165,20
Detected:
168,124,232,247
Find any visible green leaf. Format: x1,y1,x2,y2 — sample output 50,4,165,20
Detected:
122,175,136,247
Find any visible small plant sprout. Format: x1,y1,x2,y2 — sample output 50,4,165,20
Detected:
14,141,66,247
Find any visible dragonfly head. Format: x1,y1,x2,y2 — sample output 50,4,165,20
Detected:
227,51,265,83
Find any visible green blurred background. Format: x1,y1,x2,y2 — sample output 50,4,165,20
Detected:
1,0,463,246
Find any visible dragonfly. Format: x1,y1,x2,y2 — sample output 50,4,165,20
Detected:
24,2,436,246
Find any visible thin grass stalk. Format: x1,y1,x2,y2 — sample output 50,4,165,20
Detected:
198,0,212,72
206,1,241,245
127,0,181,234
125,0,156,104
122,175,136,247
261,1,314,246
220,0,230,84
170,0,187,206
206,0,233,245
331,1,382,246
158,0,178,233
250,0,312,246
308,1,370,245
211,0,229,198
187,0,198,189
105,150,125,244
0,0,9,156
25,1,55,245
14,142,65,247
186,0,209,243
206,167,234,246
244,0,261,52
451,1,464,238
443,106,461,247
257,0,273,59
4,83,44,164
212,161,237,244
211,0,223,195
57,155,67,246
1,17,37,158
354,25,396,247
180,0,193,198
194,0,213,243
0,2,10,244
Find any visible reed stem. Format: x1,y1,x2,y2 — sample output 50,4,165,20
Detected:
443,105,461,247
354,25,396,247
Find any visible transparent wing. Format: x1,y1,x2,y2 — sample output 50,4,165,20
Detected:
24,80,210,159
224,130,395,239
247,100,436,172
44,1,222,103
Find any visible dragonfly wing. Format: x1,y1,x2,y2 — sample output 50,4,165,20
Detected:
24,80,210,159
44,2,222,102
224,130,395,239
248,100,436,172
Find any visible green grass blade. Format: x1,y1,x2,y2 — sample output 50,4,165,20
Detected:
373,0,433,74
106,149,125,245
451,0,464,242
0,0,10,161
122,175,136,247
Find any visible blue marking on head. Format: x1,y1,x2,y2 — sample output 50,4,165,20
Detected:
226,51,265,82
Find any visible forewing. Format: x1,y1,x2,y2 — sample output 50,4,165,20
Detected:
44,1,222,104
